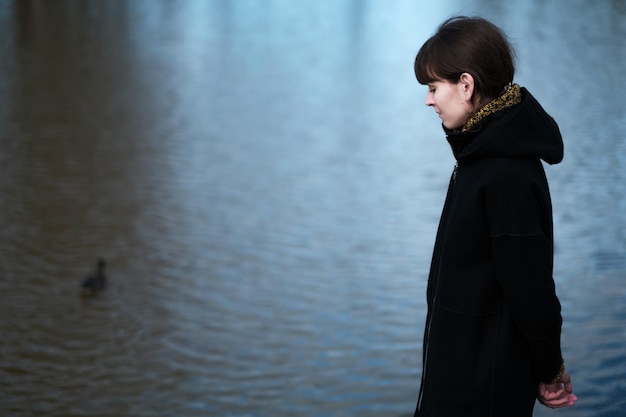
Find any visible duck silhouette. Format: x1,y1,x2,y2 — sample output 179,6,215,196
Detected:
81,258,107,297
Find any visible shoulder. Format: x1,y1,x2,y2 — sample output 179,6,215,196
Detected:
473,158,551,208
462,157,545,188
478,158,546,186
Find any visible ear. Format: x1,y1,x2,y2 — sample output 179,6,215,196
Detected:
459,72,475,101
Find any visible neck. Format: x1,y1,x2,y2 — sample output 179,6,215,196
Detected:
457,84,522,132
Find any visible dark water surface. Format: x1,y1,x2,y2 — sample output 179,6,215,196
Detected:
1,1,625,416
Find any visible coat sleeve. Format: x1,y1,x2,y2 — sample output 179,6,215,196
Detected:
485,159,563,383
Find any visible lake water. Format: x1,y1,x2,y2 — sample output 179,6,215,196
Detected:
1,1,625,416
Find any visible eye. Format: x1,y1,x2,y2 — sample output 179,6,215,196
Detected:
428,86,436,93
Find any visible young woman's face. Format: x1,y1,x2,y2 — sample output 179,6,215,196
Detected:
424,80,476,129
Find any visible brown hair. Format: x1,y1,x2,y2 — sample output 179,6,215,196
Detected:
414,16,516,105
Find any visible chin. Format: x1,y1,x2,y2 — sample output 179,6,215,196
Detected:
443,120,464,130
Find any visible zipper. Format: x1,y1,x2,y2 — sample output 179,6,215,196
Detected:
417,307,434,409
417,162,458,412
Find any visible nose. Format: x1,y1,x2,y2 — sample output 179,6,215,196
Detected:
425,92,434,106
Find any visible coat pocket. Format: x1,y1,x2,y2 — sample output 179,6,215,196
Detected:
422,303,497,415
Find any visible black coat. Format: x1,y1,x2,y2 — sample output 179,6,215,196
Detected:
415,88,564,417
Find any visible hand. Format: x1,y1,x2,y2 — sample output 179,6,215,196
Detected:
537,367,578,408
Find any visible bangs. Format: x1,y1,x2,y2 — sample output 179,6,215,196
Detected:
414,38,443,84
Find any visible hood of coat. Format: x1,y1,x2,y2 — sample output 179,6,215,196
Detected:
444,88,564,165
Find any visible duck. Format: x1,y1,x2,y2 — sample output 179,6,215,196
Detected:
80,258,107,297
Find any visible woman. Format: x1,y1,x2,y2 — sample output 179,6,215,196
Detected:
412,17,577,416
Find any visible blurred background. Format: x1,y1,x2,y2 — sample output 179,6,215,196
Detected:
0,0,624,416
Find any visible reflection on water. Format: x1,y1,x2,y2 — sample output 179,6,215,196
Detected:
1,1,625,416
